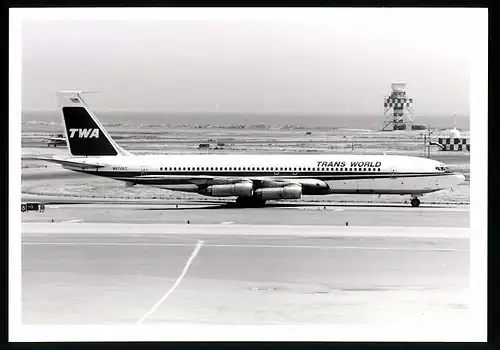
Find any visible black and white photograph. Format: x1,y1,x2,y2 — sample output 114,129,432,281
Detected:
10,8,487,342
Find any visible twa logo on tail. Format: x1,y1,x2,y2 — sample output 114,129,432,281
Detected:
69,128,100,138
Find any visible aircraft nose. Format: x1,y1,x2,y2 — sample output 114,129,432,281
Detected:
454,173,466,184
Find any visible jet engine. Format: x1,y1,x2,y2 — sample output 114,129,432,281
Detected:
254,185,302,200
203,181,253,197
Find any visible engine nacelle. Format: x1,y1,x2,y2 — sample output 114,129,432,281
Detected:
203,182,253,197
254,185,302,200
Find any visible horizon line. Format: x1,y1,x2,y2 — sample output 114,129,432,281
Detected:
20,109,471,118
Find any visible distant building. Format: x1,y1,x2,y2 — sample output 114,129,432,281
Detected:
382,82,414,131
437,137,470,151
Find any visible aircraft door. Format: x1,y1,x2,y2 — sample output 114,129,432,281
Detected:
390,167,397,179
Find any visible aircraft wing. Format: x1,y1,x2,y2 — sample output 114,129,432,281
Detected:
47,137,66,141
123,174,321,189
33,156,105,170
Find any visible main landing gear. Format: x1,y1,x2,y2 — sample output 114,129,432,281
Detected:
235,196,267,208
410,197,421,207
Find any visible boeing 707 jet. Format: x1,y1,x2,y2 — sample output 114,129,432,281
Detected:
37,91,465,207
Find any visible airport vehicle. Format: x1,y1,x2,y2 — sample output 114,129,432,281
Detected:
46,134,67,147
36,91,466,207
21,202,45,212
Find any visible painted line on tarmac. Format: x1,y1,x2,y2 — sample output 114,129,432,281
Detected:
135,239,204,325
21,223,470,238
21,241,468,252
220,221,234,225
62,219,83,223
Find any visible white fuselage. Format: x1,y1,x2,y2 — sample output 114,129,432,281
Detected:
63,153,465,196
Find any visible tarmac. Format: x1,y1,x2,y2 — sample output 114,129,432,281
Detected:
18,141,472,329
21,202,470,227
21,223,470,325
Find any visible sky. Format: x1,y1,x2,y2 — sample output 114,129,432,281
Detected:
21,9,475,116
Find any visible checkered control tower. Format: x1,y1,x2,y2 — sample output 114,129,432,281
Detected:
382,82,414,131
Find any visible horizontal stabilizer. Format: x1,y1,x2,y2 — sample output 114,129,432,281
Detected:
34,156,105,169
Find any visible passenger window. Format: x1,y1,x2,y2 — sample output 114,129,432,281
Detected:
224,167,227,170
378,168,381,171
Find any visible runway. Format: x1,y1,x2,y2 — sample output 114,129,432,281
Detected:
21,202,470,227
21,223,469,325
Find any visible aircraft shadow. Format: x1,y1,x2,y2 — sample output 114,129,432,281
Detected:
139,202,454,211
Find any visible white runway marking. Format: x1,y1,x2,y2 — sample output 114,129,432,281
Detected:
334,209,345,212
135,239,204,325
220,221,234,225
21,241,468,252
62,219,83,223
22,223,470,239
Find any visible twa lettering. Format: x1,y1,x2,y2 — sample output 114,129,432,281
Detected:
350,161,382,167
316,161,382,167
69,128,100,138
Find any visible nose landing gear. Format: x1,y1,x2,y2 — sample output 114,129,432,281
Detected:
410,197,421,207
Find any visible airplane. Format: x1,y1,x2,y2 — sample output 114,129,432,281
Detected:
36,91,466,208
46,133,67,147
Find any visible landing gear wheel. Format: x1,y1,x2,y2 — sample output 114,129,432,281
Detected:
411,198,421,207
235,196,267,208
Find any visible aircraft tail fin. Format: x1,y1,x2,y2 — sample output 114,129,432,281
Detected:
57,91,133,157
